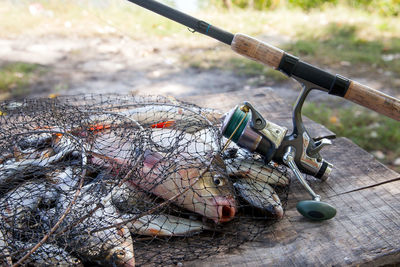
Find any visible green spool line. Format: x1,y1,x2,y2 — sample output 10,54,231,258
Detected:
223,107,250,143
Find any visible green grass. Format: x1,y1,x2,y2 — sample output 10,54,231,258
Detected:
227,58,288,81
284,23,400,76
303,103,400,172
0,62,45,98
2,1,400,39
181,50,289,82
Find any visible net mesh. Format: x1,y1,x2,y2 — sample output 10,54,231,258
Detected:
0,95,290,266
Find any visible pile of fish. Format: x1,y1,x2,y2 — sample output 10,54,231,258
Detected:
0,96,290,266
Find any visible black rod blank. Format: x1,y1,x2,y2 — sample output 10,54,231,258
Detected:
126,0,234,45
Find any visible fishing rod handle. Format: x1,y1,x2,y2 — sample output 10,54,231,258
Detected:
345,81,400,121
231,33,284,69
231,33,400,121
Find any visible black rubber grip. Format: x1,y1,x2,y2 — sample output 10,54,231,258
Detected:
278,53,299,76
328,75,351,97
292,61,336,90
277,54,352,95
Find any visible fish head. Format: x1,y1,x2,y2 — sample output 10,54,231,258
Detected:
107,247,135,267
184,155,237,224
105,226,135,267
138,151,236,224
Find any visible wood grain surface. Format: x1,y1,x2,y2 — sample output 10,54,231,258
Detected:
345,81,400,121
183,88,400,266
231,34,285,69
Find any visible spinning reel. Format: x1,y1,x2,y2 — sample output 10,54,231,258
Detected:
221,81,337,221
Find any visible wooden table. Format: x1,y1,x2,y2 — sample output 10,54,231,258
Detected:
183,88,400,267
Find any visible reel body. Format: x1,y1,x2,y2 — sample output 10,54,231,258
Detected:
221,82,337,221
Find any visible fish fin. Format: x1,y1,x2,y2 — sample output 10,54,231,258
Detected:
143,150,163,168
150,120,176,129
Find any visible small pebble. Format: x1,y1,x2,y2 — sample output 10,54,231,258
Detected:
393,158,400,166
372,151,385,160
370,131,378,138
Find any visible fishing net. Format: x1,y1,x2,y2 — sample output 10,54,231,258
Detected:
0,95,290,266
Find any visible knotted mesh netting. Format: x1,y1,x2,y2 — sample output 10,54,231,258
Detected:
0,95,290,266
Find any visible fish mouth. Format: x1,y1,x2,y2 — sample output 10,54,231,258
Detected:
273,204,284,219
207,196,236,224
122,257,136,267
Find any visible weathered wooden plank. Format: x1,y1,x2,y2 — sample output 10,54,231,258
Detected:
307,138,399,195
182,89,400,266
189,181,400,267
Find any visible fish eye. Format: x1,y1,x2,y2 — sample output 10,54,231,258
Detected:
115,249,125,259
213,175,224,186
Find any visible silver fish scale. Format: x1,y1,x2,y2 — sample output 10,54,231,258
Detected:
0,95,290,267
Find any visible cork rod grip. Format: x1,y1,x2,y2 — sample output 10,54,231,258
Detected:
345,81,400,121
231,33,284,69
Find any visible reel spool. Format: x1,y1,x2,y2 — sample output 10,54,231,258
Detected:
221,106,277,163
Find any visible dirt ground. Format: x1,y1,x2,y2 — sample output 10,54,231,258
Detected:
2,33,398,106
3,29,400,105
0,35,324,100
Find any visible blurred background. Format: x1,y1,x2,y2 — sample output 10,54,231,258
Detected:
0,0,399,171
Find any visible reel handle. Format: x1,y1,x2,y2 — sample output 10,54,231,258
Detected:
283,146,336,221
231,33,400,121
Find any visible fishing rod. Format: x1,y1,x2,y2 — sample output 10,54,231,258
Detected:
127,0,399,121
126,0,400,220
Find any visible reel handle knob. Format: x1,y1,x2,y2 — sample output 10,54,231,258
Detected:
297,200,337,221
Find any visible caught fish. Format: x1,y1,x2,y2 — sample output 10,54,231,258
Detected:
133,150,236,224
28,166,84,232
111,182,153,214
11,241,83,267
125,213,211,237
234,178,284,219
16,133,52,151
119,104,223,126
56,183,135,267
13,147,55,162
46,166,83,193
112,183,211,236
89,130,236,223
90,129,236,224
150,128,220,156
226,157,290,186
0,134,80,192
0,228,12,266
0,152,13,165
87,104,223,134
0,181,58,230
